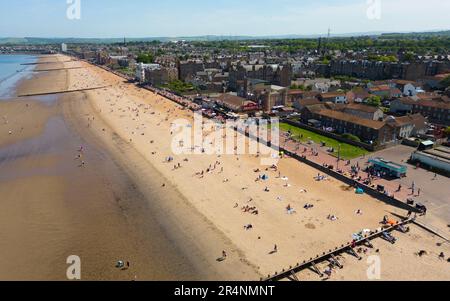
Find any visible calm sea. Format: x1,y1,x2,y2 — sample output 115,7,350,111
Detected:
0,54,37,97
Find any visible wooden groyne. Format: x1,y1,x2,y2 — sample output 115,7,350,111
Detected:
21,60,75,66
29,67,87,72
18,85,111,97
261,218,415,281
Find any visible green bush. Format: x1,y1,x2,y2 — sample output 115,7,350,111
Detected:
366,95,382,107
136,53,154,64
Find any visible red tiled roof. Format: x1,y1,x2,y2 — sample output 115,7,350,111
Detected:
393,114,427,127
321,92,346,98
369,85,390,92
315,109,386,129
344,103,381,113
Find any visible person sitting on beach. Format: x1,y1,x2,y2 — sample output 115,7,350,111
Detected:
418,250,427,257
327,215,338,221
244,224,253,230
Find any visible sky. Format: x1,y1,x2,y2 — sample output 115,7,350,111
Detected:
0,0,449,38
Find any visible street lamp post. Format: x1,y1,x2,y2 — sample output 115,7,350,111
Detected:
337,144,341,170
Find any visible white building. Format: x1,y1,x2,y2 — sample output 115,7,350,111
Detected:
136,63,145,83
61,43,68,52
135,62,161,83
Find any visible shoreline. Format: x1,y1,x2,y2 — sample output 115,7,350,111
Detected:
0,54,448,281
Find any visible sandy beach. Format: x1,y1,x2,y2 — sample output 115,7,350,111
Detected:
0,54,448,281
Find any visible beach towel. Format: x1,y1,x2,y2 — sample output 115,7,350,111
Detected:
355,188,364,194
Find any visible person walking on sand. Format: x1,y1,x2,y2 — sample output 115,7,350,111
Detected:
222,250,227,259
273,245,278,253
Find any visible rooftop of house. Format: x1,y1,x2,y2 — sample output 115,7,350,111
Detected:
320,92,347,98
390,88,402,95
391,113,427,128
397,96,450,109
344,103,382,113
288,89,306,95
393,79,418,86
415,92,446,101
214,93,256,110
369,85,391,92
294,97,321,107
253,84,287,92
348,88,371,99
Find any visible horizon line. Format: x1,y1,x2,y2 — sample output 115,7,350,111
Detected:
1,28,450,40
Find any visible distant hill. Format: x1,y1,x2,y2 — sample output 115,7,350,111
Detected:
380,30,450,38
1,30,449,45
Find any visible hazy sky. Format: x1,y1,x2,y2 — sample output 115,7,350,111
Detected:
1,0,449,37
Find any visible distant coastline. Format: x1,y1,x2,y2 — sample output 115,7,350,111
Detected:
1,29,449,45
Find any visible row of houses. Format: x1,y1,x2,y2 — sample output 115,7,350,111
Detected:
390,94,450,126
194,90,430,147
317,59,449,81
300,102,428,146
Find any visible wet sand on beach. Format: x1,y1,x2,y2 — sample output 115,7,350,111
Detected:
0,106,207,280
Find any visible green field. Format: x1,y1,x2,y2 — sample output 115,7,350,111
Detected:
279,123,370,160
